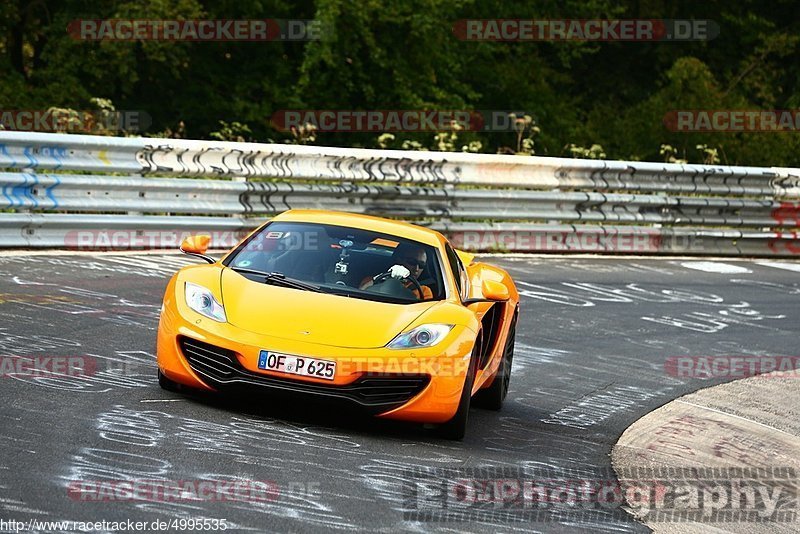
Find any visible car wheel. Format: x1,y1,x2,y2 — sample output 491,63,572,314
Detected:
473,315,516,410
158,369,182,392
438,334,480,441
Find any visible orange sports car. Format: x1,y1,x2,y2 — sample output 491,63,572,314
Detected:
156,210,519,439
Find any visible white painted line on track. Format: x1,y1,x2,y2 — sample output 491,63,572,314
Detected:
679,261,752,274
755,261,800,273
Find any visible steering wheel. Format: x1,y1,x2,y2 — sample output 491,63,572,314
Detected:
372,271,424,298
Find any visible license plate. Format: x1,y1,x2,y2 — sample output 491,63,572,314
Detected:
258,351,336,381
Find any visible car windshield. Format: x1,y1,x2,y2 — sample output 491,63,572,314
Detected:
223,221,446,304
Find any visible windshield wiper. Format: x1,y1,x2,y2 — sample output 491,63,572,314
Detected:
230,267,321,293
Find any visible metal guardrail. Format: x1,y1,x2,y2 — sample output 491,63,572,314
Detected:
1,131,798,255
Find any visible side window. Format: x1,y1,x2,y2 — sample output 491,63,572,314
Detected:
445,244,467,299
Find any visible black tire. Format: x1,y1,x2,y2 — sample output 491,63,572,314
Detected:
473,315,516,410
158,369,182,392
437,335,480,440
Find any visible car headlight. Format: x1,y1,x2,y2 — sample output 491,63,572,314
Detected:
388,324,454,349
185,282,226,322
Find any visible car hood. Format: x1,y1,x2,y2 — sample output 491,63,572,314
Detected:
220,269,437,348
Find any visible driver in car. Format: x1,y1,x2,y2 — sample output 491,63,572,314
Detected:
359,243,433,300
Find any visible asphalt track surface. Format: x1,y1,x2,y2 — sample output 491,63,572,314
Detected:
0,253,797,533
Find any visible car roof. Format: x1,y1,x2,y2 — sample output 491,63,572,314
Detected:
272,210,447,248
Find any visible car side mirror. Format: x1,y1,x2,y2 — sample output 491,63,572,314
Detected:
180,235,215,263
181,235,210,254
463,279,510,305
481,280,509,301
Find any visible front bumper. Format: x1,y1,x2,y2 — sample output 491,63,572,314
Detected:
178,336,431,415
156,293,476,424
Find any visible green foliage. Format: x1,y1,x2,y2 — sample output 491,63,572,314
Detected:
565,143,606,160
0,0,798,165
401,140,426,151
376,133,395,149
696,144,721,165
508,114,540,155
376,121,483,152
660,144,687,164
209,121,253,142
288,122,318,144
150,121,187,139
